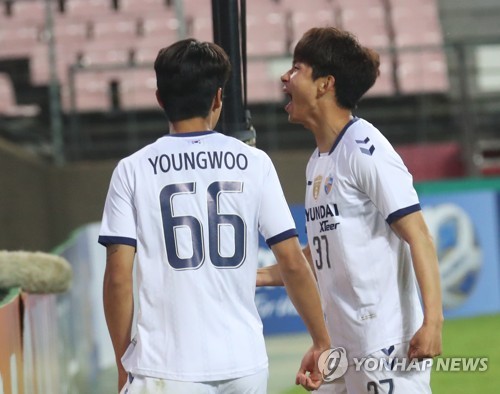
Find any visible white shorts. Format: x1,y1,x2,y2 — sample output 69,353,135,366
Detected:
119,368,268,394
314,342,431,394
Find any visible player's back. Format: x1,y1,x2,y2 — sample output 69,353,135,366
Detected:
107,130,295,381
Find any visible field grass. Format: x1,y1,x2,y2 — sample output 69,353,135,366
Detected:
279,314,500,394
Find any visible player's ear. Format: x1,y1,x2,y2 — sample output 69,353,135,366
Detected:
155,90,165,109
213,87,223,110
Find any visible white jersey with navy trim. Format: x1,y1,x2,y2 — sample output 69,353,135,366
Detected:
305,118,423,361
99,131,297,381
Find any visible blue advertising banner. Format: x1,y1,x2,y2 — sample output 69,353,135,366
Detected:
420,191,500,319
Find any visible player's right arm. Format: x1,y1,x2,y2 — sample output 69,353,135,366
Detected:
103,244,135,393
271,237,330,390
257,244,316,286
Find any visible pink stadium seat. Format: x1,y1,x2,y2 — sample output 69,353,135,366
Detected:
247,60,283,104
65,0,113,17
0,73,39,117
365,52,396,97
53,20,88,43
183,0,212,19
397,50,449,94
279,0,338,44
390,0,444,48
338,0,389,49
120,0,167,15
135,34,179,64
291,9,337,45
0,19,40,56
192,16,213,42
81,44,132,66
93,15,138,41
120,68,158,109
141,14,179,42
73,71,113,112
11,0,47,23
71,68,159,112
246,11,288,56
135,44,162,64
279,0,333,13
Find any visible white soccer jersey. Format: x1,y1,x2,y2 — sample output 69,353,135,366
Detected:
305,118,423,361
99,131,297,381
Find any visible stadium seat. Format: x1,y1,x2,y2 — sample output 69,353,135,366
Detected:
192,15,213,42
390,0,444,48
65,0,113,17
10,0,47,23
365,52,396,97
337,0,390,50
141,13,180,42
92,15,138,41
73,70,113,112
120,68,158,109
0,18,41,57
278,0,337,45
247,60,283,103
120,0,168,15
246,11,289,56
183,0,212,18
397,49,449,94
0,73,39,117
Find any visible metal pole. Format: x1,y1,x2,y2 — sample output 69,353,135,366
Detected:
212,0,255,144
44,0,64,165
173,0,186,40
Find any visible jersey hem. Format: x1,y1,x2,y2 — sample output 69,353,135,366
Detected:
266,228,298,247
125,362,268,382
98,235,137,248
386,203,421,224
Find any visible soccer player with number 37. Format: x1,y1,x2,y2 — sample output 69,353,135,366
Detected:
258,27,444,393
99,39,330,394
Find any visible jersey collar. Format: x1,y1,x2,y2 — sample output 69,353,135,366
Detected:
325,117,360,155
167,130,217,138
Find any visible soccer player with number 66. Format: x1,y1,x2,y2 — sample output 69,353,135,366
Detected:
99,38,330,394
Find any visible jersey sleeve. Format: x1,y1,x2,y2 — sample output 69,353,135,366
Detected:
98,160,137,248
258,155,298,246
351,144,420,224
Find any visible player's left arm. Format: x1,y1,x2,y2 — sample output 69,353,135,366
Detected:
103,244,135,392
391,211,443,360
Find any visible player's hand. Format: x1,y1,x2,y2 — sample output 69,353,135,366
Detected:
296,345,325,391
408,321,442,360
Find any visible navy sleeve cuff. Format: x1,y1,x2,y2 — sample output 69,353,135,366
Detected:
386,203,421,224
266,228,298,247
98,235,137,248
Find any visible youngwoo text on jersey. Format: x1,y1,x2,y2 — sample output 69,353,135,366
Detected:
148,151,249,174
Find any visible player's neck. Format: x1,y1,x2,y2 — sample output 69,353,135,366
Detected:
169,117,212,134
313,109,352,154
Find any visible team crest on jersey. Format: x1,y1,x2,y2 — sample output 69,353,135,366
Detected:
313,175,322,200
324,175,334,195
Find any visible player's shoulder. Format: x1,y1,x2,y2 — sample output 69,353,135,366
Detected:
344,118,394,160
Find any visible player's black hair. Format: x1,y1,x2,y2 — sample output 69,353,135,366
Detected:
154,38,231,122
293,27,380,110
